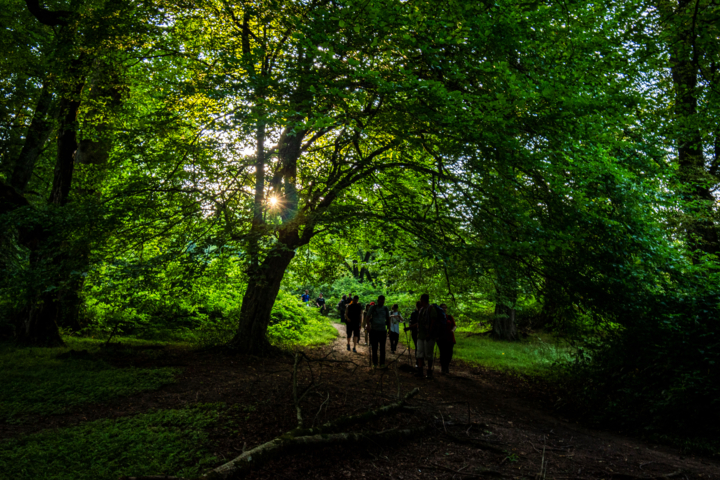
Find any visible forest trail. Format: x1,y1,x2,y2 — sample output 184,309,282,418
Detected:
317,321,720,480
1,328,718,479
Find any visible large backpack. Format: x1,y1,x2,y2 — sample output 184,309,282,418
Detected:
428,304,448,339
367,304,389,331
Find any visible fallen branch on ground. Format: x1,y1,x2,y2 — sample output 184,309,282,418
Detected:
123,352,424,480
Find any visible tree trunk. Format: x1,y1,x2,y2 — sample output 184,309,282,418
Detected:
10,80,54,192
492,303,517,341
667,0,720,258
228,246,296,355
16,83,83,347
492,261,518,341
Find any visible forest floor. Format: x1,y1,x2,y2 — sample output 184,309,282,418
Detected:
1,323,718,480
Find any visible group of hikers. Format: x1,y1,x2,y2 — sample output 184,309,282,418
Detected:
301,290,327,314
337,292,457,378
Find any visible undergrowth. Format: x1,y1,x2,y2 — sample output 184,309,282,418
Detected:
449,332,573,375
0,404,224,480
0,339,177,422
195,290,337,348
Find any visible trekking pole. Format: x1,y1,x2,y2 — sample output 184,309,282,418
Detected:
403,324,411,366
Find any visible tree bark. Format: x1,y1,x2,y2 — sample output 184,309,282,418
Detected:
228,246,297,355
10,80,54,192
492,303,517,341
16,81,84,346
667,0,720,257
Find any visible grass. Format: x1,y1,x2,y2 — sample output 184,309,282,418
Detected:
0,337,177,422
451,332,573,375
0,404,225,480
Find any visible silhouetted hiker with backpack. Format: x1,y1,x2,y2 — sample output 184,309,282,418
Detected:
438,303,457,375
345,295,362,352
416,293,447,378
364,295,390,368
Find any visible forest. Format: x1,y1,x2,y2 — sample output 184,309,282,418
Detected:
1,0,719,478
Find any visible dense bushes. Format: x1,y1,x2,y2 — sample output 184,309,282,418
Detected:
557,265,720,451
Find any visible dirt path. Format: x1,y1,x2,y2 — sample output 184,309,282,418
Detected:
2,325,718,479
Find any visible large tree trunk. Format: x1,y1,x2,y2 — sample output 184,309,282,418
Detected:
9,80,54,192
667,0,720,258
228,247,297,355
17,82,83,347
492,303,517,341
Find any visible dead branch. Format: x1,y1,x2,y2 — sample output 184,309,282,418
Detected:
205,426,428,480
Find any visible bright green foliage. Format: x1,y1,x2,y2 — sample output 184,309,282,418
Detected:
192,290,337,348
0,341,176,422
267,293,338,347
451,334,573,375
0,404,223,480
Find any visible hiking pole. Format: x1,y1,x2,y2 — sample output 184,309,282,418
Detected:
403,323,411,367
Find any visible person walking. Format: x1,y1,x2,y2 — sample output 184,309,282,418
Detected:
405,302,420,370
416,293,441,378
438,303,457,375
315,293,327,314
362,301,374,346
389,304,402,354
345,295,363,352
364,295,390,368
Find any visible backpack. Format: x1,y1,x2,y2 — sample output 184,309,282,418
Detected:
428,304,448,339
367,305,389,331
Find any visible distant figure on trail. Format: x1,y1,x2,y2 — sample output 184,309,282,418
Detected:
405,302,421,371
364,295,390,368
315,293,326,314
301,290,310,303
438,303,457,375
345,295,363,352
389,304,402,354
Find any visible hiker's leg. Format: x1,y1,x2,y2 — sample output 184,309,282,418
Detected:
353,327,359,348
426,339,436,376
379,331,387,365
369,331,379,366
438,339,449,372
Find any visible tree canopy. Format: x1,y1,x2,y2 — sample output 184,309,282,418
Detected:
2,0,719,440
